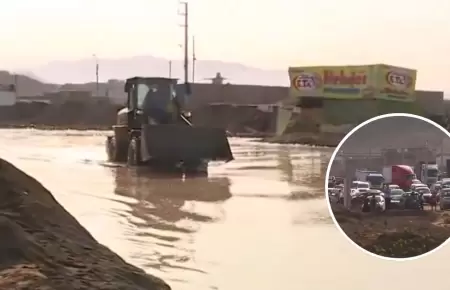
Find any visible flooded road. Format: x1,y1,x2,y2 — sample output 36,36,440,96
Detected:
1,129,450,290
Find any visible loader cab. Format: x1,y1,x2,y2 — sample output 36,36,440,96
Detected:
124,77,179,128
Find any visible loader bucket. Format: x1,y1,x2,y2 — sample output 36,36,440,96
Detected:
140,124,234,163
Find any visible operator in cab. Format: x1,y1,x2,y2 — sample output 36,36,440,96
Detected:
143,84,177,124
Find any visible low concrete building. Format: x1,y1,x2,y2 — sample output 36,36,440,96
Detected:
415,90,444,118
0,84,16,106
52,90,92,105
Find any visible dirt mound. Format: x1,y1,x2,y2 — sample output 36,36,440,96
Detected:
363,231,443,258
333,205,450,258
0,158,170,290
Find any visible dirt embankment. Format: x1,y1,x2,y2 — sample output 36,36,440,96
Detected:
263,132,342,147
1,102,278,137
0,102,119,130
0,158,170,290
332,205,450,258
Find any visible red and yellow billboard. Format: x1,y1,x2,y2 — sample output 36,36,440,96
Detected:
375,64,417,101
289,64,416,101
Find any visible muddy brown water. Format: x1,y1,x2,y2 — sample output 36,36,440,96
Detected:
1,129,449,290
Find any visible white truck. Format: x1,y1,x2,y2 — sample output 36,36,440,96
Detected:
355,169,384,189
415,162,439,186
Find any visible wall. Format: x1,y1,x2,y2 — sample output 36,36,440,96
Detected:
323,99,376,125
275,106,294,135
58,81,288,109
330,148,436,178
59,81,124,105
330,156,384,177
0,91,16,106
436,154,450,170
322,98,424,125
381,148,435,166
415,90,444,116
183,83,287,110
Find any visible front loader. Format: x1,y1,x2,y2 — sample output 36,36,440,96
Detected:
105,77,233,173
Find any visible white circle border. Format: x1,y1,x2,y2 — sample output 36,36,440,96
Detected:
325,113,450,261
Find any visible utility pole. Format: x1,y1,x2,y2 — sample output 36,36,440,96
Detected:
93,54,99,97
169,60,172,78
192,35,196,83
179,2,189,95
343,154,352,210
425,141,429,184
441,137,444,171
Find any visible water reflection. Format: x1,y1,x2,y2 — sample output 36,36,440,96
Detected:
276,148,330,200
110,167,231,279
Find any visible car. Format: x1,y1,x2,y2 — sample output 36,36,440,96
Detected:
412,179,422,184
441,178,450,183
416,187,432,203
388,184,400,190
411,183,427,191
389,189,406,209
367,189,384,196
431,182,442,194
437,186,448,203
441,178,450,187
352,188,369,196
404,192,423,210
350,181,370,196
367,195,386,212
335,177,344,184
440,188,450,210
351,181,370,190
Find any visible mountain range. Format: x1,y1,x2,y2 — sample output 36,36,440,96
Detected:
4,55,449,99
16,55,289,86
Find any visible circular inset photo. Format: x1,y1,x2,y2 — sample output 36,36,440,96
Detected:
326,113,450,260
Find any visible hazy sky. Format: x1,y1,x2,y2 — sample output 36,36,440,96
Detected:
2,0,450,90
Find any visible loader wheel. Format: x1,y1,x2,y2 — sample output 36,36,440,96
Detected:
183,160,208,175
127,137,141,166
106,136,127,162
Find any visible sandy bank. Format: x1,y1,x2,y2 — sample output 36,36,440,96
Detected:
263,132,341,147
0,124,112,131
0,123,111,131
332,205,450,258
0,158,170,290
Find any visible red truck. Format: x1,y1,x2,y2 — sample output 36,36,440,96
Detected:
382,165,416,190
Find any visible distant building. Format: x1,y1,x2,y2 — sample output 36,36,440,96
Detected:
55,90,92,104
0,84,16,106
